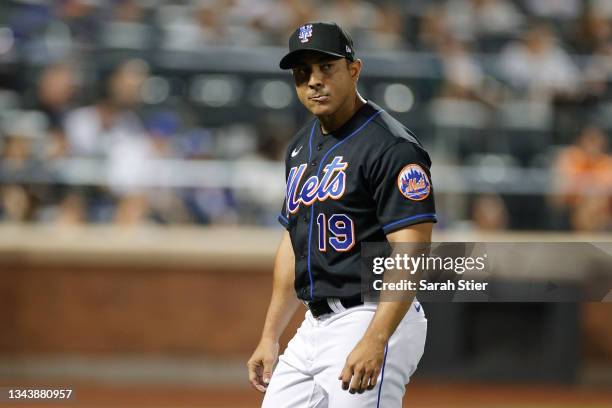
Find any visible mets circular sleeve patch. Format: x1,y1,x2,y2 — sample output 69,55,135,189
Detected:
397,163,431,201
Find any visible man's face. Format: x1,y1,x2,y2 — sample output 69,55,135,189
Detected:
109,60,149,109
291,53,360,117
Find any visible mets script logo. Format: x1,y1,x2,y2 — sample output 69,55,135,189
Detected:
298,24,313,43
397,164,430,201
286,156,347,214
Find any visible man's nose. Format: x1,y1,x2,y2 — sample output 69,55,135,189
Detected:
308,68,323,88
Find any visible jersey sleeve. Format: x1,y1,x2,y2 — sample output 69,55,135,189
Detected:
278,198,290,229
370,141,437,234
278,151,290,230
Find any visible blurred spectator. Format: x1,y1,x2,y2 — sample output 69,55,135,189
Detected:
65,59,150,157
584,41,612,97
31,62,78,158
429,36,492,158
9,0,100,63
420,0,524,52
437,36,485,99
570,194,611,231
498,24,580,99
367,3,405,50
101,0,151,50
217,0,271,46
320,0,378,35
320,0,404,50
157,0,288,51
179,126,241,226
0,110,47,166
236,114,292,224
573,11,611,54
63,58,154,225
0,110,48,222
178,128,216,160
158,0,242,50
251,0,318,46
7,2,54,58
552,126,612,231
524,0,582,20
248,115,291,162
144,111,194,224
35,62,77,133
183,187,239,225
418,4,451,51
0,25,17,63
471,193,509,231
25,62,81,223
591,0,612,18
444,0,525,42
146,111,181,158
56,0,100,48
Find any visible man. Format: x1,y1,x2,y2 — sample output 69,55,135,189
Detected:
63,59,153,224
247,22,436,407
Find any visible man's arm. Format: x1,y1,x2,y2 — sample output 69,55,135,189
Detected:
339,222,433,394
247,230,301,392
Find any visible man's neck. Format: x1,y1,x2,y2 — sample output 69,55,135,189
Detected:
319,93,366,134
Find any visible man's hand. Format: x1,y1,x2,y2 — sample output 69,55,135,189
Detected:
247,338,280,393
338,334,386,394
247,231,299,393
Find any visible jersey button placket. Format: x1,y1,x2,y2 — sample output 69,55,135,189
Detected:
306,136,322,302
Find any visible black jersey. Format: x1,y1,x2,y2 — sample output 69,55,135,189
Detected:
278,101,437,301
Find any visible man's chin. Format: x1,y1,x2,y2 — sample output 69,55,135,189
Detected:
308,103,335,117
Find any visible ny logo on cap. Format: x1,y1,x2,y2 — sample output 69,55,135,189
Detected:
298,24,313,43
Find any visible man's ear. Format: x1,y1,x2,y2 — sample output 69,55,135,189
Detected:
349,59,362,82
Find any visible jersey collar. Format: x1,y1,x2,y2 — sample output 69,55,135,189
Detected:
317,100,378,140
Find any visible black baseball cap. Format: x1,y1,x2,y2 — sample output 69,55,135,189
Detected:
279,22,356,69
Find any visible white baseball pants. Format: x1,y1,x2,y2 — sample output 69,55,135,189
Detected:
262,301,427,407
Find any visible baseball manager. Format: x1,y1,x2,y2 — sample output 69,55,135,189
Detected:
247,21,436,407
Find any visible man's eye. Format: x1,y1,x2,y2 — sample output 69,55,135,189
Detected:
322,64,332,70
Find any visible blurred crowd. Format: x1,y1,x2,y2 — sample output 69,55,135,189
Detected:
0,0,610,230
2,0,612,54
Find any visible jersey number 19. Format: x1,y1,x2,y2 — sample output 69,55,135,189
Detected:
316,213,355,252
